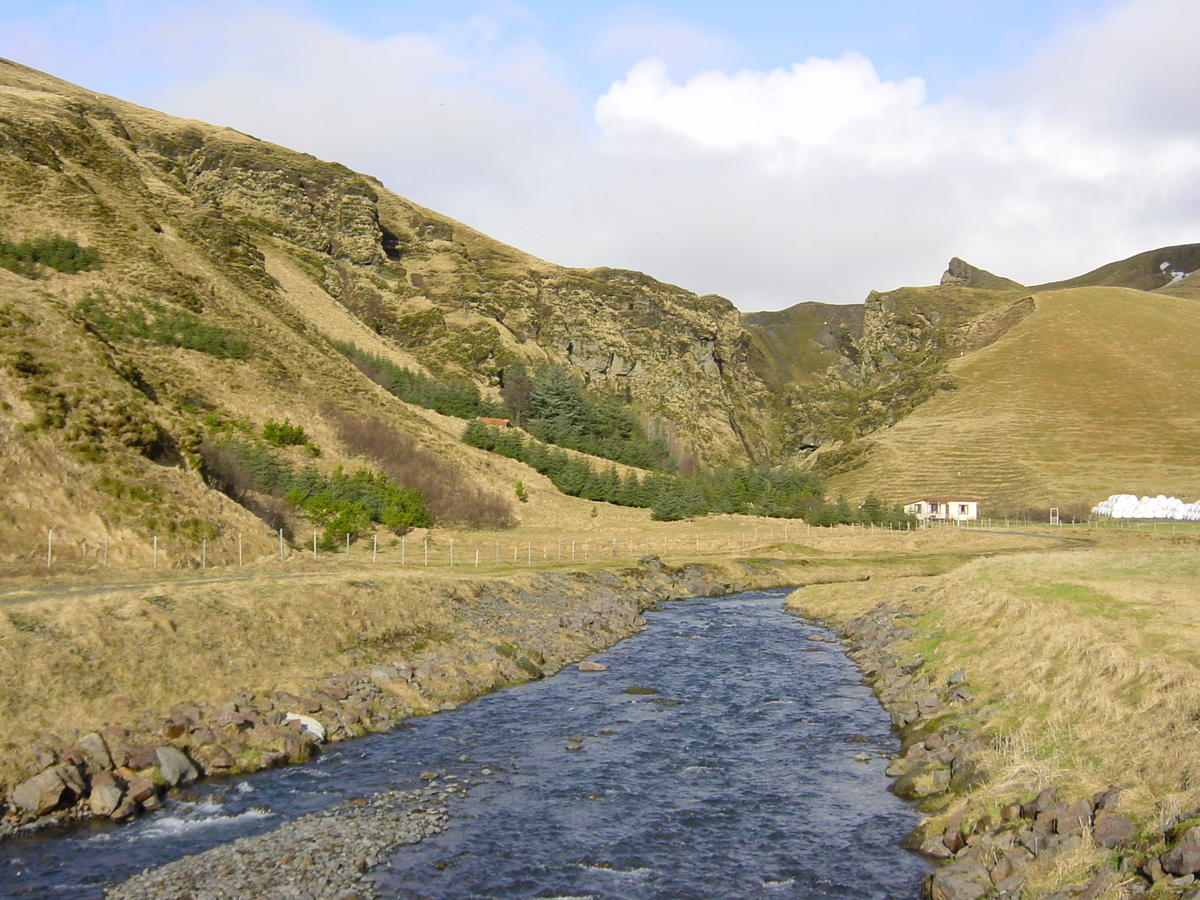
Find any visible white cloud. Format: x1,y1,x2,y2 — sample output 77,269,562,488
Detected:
13,0,1199,309
583,3,1200,302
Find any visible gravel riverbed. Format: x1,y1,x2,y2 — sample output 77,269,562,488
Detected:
105,779,460,900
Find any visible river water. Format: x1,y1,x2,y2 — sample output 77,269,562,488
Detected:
1,588,930,899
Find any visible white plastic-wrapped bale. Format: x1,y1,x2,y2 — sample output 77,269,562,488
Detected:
1092,493,1200,519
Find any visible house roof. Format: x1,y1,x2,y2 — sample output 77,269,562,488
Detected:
908,498,981,504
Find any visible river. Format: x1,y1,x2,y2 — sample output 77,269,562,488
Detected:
1,588,930,899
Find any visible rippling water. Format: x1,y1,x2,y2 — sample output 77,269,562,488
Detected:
0,588,930,899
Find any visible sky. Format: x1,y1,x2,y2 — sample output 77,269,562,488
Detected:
2,0,1199,310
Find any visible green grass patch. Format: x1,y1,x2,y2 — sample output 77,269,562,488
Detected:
77,294,251,359
0,235,100,277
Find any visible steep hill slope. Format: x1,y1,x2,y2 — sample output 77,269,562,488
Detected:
818,287,1200,511
0,59,783,564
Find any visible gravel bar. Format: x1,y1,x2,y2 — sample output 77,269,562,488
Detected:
105,781,460,900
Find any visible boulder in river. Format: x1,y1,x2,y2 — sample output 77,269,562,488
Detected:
155,747,199,787
578,661,607,672
88,771,124,818
11,769,67,816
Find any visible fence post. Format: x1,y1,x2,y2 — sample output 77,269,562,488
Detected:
424,539,429,566
238,533,243,567
449,539,455,567
201,539,206,569
373,534,378,564
46,529,52,569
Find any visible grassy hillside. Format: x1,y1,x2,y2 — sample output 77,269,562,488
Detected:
0,57,793,563
821,286,1200,511
741,301,864,390
1031,243,1200,293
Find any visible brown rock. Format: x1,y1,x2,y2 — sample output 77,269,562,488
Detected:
88,771,124,817
1162,842,1200,877
123,744,159,770
110,796,138,821
125,776,157,805
53,763,87,800
990,849,1033,885
919,834,954,859
1092,811,1135,848
191,725,218,745
78,733,113,772
578,661,607,672
1055,798,1094,836
11,769,67,816
195,745,236,770
928,861,993,900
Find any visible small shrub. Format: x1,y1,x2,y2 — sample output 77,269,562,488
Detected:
0,235,101,277
262,418,308,447
76,295,251,359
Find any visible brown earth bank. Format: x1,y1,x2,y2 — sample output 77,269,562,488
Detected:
0,552,824,838
790,528,1200,900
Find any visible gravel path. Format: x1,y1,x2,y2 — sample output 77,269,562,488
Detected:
104,780,461,900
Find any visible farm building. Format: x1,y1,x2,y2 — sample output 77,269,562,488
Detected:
904,498,979,522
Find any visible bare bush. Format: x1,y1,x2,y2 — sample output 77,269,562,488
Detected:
323,406,516,529
198,440,293,538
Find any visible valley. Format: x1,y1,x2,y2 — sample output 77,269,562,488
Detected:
1,53,1200,900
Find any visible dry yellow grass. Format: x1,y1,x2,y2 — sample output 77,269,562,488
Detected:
0,524,1042,789
791,532,1200,896
829,286,1200,511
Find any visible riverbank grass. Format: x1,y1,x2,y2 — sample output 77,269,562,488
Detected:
790,534,1200,898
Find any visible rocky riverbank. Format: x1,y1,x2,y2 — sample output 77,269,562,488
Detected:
815,599,1200,900
0,556,775,840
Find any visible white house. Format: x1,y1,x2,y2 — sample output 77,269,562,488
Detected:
904,498,979,522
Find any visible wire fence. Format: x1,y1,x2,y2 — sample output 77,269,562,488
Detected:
28,515,1197,572
30,520,934,572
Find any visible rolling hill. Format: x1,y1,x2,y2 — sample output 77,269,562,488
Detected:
814,285,1200,512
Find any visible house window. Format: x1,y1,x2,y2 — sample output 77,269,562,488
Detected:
958,504,969,515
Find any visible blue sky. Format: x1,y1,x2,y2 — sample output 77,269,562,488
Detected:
2,0,1196,309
